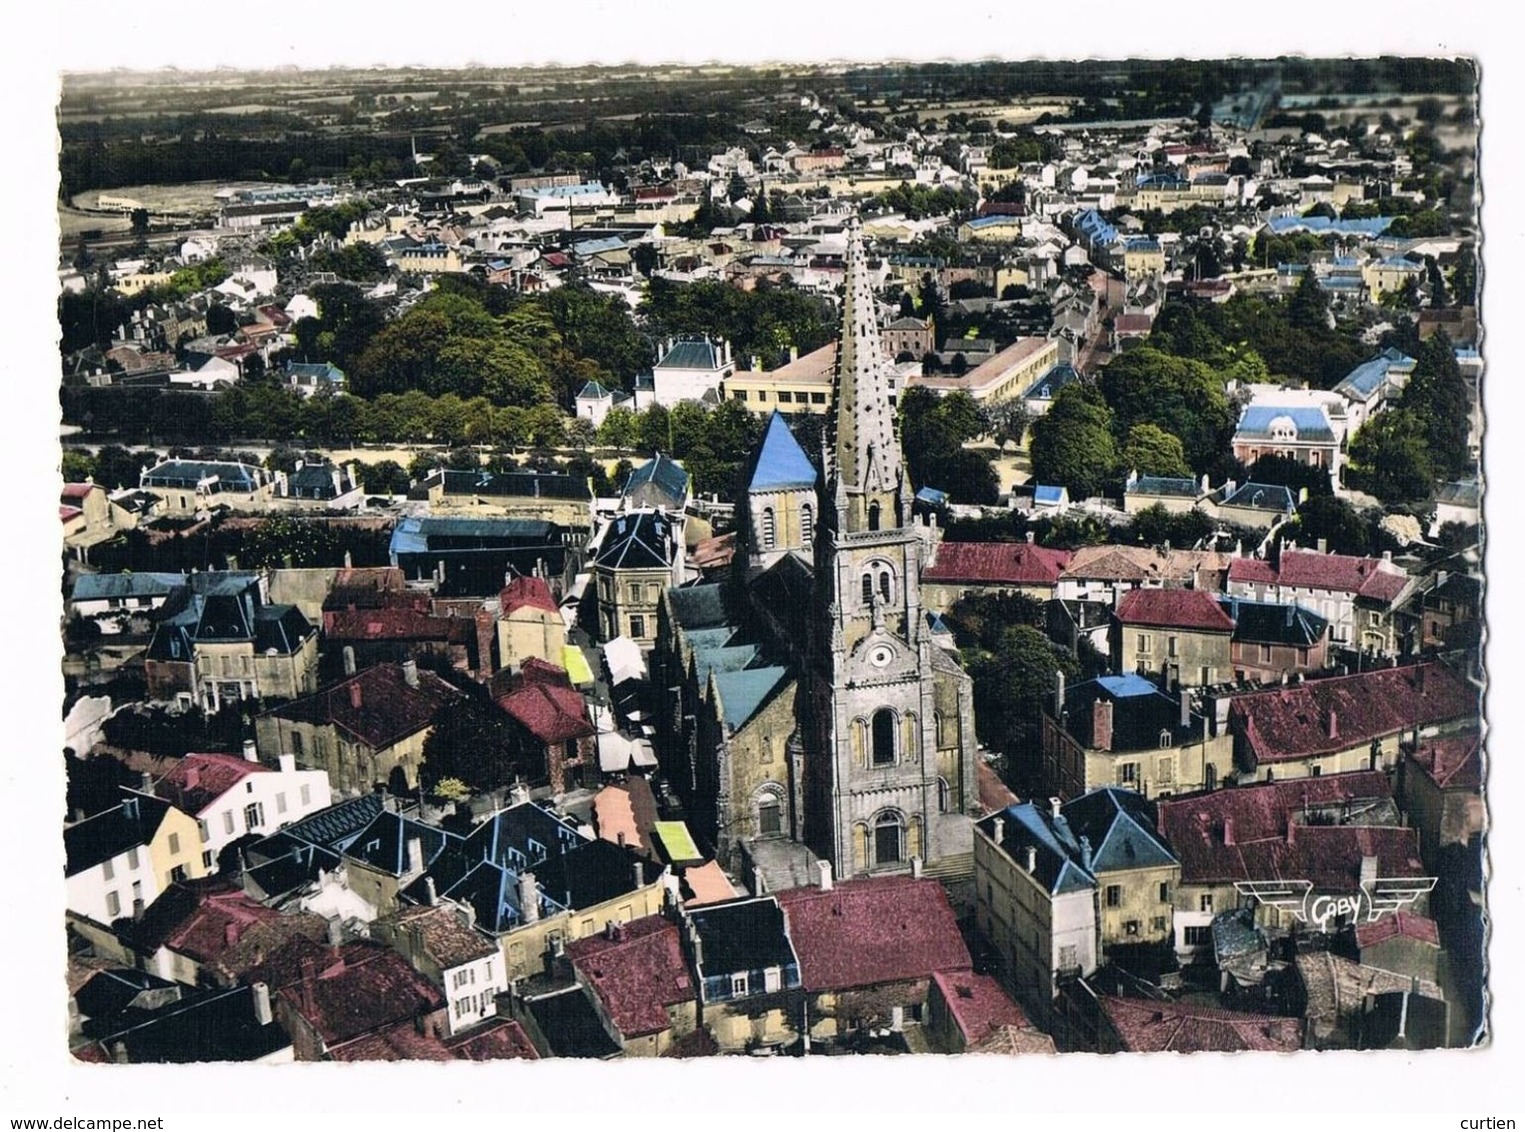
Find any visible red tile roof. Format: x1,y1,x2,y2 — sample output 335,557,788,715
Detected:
275,941,446,1049
1116,588,1235,632
1229,663,1477,764
776,876,971,993
931,970,1031,1046
1407,731,1482,791
497,679,594,745
265,664,463,752
1158,772,1415,887
61,483,98,500
1231,549,1410,603
977,760,1020,816
156,752,267,816
923,541,1072,587
567,916,693,1038
1100,995,1305,1052
60,505,84,523
325,607,474,644
501,575,558,615
329,1018,539,1062
159,887,329,979
1355,910,1441,949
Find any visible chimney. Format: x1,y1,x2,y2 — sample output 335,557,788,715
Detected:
1049,797,1062,821
1325,708,1339,740
1093,698,1114,753
299,957,317,1017
992,817,1005,847
349,681,362,711
406,836,424,878
252,982,273,1026
140,771,154,793
1317,537,1327,554
326,917,344,946
911,856,924,879
224,921,240,947
1054,670,1067,718
1024,846,1037,874
1180,688,1191,728
1222,818,1236,846
1359,854,1379,890
132,898,145,921
402,659,419,689
509,781,531,807
342,646,356,676
111,1042,129,1065
816,860,833,891
519,872,540,923
242,739,258,763
278,753,295,775
633,860,645,889
424,876,438,906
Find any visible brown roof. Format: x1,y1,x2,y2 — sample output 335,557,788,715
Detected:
1407,731,1482,791
325,608,474,645
1229,663,1477,764
155,752,267,816
1230,548,1410,604
923,541,1072,587
1116,588,1235,632
330,1018,538,1062
1062,545,1228,587
1355,910,1441,949
566,916,693,1038
498,679,594,745
378,904,498,968
264,664,463,752
967,1024,1058,1055
777,876,971,993
976,760,1020,817
1099,995,1304,1052
275,941,446,1049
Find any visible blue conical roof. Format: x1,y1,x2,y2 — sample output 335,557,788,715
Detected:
748,411,818,491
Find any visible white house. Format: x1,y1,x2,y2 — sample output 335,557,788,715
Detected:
154,747,333,874
376,903,508,1036
648,337,736,408
64,791,205,925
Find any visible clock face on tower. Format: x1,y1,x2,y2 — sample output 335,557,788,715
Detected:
868,644,895,669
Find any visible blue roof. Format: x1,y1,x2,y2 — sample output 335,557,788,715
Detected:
656,339,725,371
72,572,186,602
1095,673,1159,699
1335,349,1414,399
915,486,949,507
983,803,1096,896
1235,405,1337,443
1220,482,1296,512
1062,788,1178,875
576,379,612,400
1135,172,1189,189
693,643,762,683
712,665,791,730
572,236,628,257
1034,485,1066,504
1022,361,1081,401
1125,237,1162,252
748,412,818,492
965,214,1018,229
1265,215,1394,238
624,454,690,506
1075,208,1119,247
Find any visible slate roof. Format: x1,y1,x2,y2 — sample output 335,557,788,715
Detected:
262,664,463,752
345,811,460,879
435,469,589,501
1116,588,1235,632
391,516,561,557
1058,675,1201,753
75,968,177,1020
747,411,819,492
777,876,972,992
71,572,186,603
623,454,691,508
1127,476,1198,499
1229,663,1476,764
155,753,267,816
923,541,1071,587
595,511,676,571
142,460,265,493
324,607,473,645
1060,788,1178,874
686,897,799,978
524,987,621,1058
712,665,791,731
1234,405,1337,444
1218,482,1297,513
1100,996,1304,1053
1335,349,1414,400
64,791,174,878
1157,771,1395,886
656,339,726,371
667,584,728,630
377,903,498,967
1218,598,1328,647
83,983,292,1063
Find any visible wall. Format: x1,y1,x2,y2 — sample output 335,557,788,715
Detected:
1114,625,1231,688
499,607,567,669
1096,863,1179,949
500,880,667,981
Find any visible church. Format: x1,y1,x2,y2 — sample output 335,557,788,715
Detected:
650,217,979,892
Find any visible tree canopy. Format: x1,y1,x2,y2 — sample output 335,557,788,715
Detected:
1028,382,1116,500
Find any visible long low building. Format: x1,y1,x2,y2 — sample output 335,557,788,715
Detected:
909,337,1060,403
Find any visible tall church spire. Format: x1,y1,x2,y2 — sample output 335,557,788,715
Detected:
827,215,905,532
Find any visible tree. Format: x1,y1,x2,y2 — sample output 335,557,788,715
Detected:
984,399,1032,450
597,407,639,450
1120,424,1192,479
129,208,149,236
359,459,410,495
1400,330,1472,478
1288,269,1330,333
1028,383,1116,500
1345,408,1436,504
206,304,238,336
419,697,532,794
1291,495,1372,557
1098,347,1235,473
962,624,1081,773
240,515,343,568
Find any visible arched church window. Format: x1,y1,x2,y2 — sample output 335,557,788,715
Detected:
868,502,881,531
760,507,776,550
800,503,813,547
862,574,874,605
871,708,896,767
879,570,892,601
873,810,904,866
